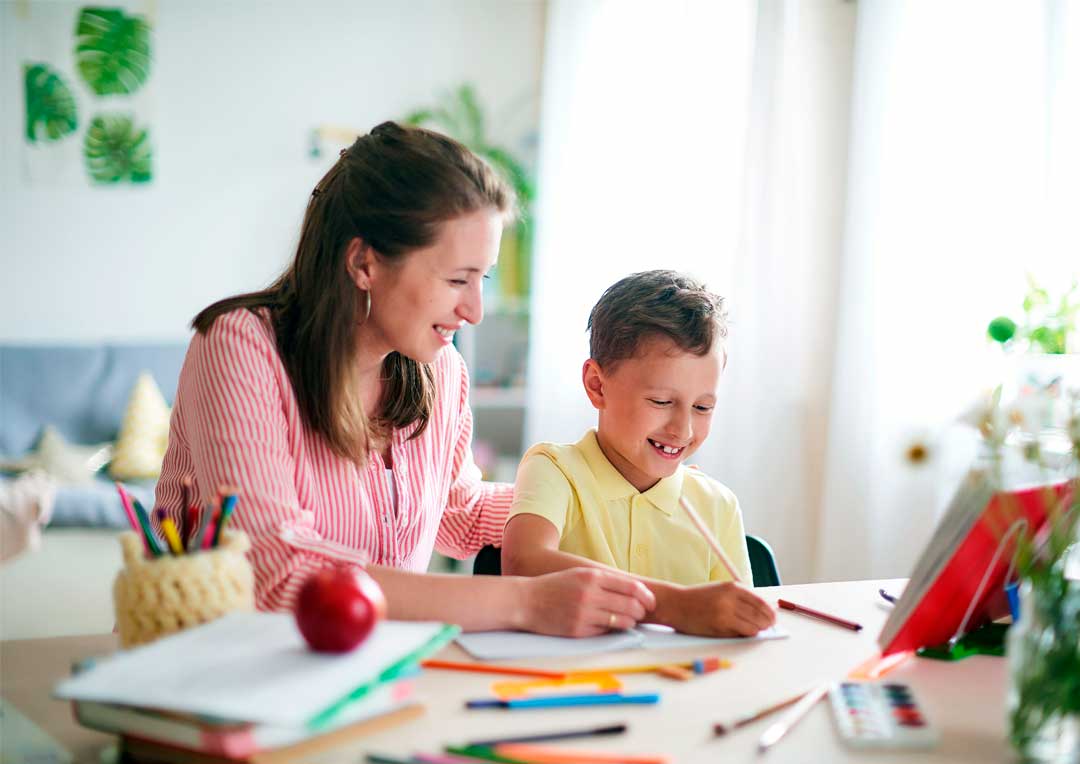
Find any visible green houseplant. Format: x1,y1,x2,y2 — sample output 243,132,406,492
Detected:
972,388,1080,763
404,84,536,302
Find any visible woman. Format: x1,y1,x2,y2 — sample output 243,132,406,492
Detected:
156,122,654,636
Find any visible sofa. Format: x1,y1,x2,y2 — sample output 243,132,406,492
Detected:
0,343,188,526
0,343,188,639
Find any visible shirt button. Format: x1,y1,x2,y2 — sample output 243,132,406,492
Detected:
635,543,648,557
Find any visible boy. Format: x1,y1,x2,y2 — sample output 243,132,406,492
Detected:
503,270,776,637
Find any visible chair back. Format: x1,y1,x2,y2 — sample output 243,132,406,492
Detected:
473,534,783,586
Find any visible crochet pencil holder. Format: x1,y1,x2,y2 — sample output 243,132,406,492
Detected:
113,529,255,648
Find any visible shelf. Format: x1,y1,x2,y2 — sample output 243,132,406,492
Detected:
471,386,526,408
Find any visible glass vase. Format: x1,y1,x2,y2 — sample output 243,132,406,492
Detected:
1006,578,1080,764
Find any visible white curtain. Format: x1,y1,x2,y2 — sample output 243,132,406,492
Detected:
527,0,1076,583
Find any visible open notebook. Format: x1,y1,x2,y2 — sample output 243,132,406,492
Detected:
456,624,788,661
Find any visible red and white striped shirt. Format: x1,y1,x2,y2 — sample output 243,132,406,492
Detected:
155,308,512,612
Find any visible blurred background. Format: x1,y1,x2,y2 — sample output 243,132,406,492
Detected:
2,0,1079,637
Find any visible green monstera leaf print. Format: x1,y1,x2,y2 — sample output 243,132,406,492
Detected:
84,114,152,183
75,7,152,96
24,64,79,143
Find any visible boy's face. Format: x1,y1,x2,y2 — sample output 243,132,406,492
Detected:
584,335,723,493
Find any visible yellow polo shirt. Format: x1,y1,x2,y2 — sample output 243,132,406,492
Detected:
508,430,753,586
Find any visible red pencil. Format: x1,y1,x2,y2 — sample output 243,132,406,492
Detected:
778,598,862,631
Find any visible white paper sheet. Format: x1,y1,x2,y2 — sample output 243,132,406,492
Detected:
455,624,788,660
53,613,452,727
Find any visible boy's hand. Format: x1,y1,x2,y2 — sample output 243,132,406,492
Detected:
664,582,776,637
517,568,657,638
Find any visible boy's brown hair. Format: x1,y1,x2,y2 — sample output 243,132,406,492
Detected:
587,270,728,369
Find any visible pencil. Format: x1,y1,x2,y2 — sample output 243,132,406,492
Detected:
467,723,627,748
129,495,164,557
757,682,830,752
713,689,808,735
493,744,669,764
778,598,862,631
570,657,729,676
211,488,239,547
677,496,743,583
466,692,659,709
114,482,151,554
160,518,185,556
421,660,566,679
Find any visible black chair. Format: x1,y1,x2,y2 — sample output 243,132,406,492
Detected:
473,534,782,586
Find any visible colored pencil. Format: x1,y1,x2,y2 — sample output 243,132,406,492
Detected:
443,748,529,764
713,689,809,735
467,692,659,710
201,508,220,550
160,517,185,555
677,497,742,583
571,657,729,676
129,496,164,557
114,482,150,554
494,744,669,764
211,489,239,547
758,682,830,752
778,598,862,631
421,660,566,679
466,723,627,748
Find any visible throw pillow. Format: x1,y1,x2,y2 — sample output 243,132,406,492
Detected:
0,426,112,485
109,372,171,480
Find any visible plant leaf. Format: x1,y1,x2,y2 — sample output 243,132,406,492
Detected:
24,63,78,142
84,113,152,183
75,8,152,96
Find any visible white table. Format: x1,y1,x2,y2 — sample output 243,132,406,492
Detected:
350,578,1010,763
0,579,1013,764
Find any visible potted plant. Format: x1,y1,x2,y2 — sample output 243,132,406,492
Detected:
966,386,1080,762
404,84,536,304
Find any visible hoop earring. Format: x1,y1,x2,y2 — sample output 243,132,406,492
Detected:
358,290,371,325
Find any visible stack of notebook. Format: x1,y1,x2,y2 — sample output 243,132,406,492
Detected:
54,612,457,763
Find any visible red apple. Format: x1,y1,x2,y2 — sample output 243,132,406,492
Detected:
295,568,387,653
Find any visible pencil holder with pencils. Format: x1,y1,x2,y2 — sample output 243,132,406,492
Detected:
112,529,255,648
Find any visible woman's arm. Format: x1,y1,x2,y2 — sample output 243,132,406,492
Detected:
503,513,775,637
366,563,655,636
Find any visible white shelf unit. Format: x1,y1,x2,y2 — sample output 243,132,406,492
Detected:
454,301,530,471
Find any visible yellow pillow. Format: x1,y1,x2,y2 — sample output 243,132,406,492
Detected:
109,372,171,480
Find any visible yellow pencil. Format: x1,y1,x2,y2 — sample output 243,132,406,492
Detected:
160,518,185,555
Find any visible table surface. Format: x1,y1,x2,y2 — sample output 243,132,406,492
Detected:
1,578,1014,764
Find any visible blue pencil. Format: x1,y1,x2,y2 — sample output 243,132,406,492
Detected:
466,692,659,710
211,491,238,547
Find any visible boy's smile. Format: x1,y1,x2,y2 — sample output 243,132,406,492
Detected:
583,335,723,493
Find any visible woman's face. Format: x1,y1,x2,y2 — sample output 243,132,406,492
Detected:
358,208,503,365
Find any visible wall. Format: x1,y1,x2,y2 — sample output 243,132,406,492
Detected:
1,0,545,342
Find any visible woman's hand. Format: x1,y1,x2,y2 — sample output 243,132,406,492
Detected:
656,582,776,637
515,567,657,637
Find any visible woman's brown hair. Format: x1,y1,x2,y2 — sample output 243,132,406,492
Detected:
192,121,515,462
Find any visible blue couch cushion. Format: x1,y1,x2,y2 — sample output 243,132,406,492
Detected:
0,344,188,456
0,343,189,526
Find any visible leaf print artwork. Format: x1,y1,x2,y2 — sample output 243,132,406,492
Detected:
75,7,152,96
24,63,79,143
84,113,152,183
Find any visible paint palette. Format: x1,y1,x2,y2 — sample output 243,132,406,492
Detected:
828,681,939,749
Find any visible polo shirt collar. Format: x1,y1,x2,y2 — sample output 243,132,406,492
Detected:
577,429,684,517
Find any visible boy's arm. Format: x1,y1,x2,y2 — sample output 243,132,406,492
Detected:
503,514,775,637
